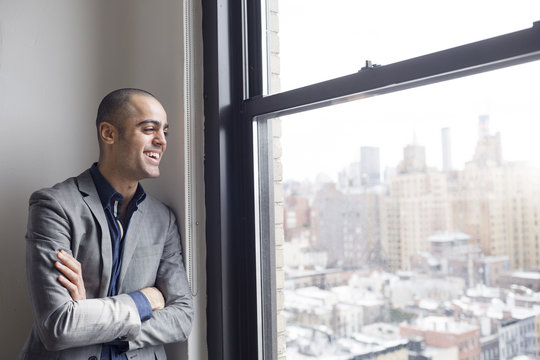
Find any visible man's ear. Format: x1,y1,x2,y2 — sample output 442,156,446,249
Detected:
99,122,117,145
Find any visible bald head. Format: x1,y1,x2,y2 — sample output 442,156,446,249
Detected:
96,88,157,143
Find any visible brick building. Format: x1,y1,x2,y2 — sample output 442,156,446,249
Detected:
399,316,480,360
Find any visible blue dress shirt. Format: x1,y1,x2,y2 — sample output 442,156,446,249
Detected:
89,164,153,360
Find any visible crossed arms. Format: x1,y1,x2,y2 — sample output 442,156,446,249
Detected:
26,189,193,351
55,250,165,309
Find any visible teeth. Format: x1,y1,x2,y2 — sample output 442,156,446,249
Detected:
145,152,160,159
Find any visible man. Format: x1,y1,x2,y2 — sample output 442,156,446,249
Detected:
19,88,193,359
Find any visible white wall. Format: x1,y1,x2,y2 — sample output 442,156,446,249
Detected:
0,1,205,358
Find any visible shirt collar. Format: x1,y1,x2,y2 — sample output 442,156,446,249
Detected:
89,163,146,210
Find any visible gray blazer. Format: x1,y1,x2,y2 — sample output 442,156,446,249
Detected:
19,170,193,359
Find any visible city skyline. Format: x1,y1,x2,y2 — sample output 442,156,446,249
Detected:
280,70,540,183
278,1,540,184
283,113,540,272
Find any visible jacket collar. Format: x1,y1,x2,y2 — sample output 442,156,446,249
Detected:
76,169,113,297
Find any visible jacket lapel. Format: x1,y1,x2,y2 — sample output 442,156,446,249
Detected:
76,170,113,297
118,203,144,287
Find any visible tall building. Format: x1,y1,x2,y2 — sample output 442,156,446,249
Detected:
361,146,381,187
441,127,453,171
450,162,540,269
315,183,381,268
398,143,427,174
472,115,502,167
339,161,362,189
338,146,381,189
381,143,452,271
449,118,540,270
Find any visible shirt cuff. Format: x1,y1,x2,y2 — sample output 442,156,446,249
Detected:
128,291,153,322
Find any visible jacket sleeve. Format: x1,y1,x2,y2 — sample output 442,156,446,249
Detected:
25,190,143,351
127,208,194,349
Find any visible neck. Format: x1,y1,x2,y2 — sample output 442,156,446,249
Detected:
97,162,138,204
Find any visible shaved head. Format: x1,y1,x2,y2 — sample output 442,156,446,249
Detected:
96,88,157,142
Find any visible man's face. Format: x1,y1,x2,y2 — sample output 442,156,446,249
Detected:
113,94,168,181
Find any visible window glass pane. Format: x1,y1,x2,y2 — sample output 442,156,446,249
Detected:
261,60,540,359
266,0,540,93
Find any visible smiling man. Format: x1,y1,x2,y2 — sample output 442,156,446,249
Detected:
19,88,193,360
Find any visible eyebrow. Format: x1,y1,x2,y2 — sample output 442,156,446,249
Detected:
136,120,169,130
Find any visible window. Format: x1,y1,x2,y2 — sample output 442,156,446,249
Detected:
274,0,540,93
203,1,540,359
257,56,540,360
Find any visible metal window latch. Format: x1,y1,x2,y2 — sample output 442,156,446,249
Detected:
359,60,381,72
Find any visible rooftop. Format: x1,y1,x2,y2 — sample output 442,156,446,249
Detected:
409,316,479,334
509,271,540,280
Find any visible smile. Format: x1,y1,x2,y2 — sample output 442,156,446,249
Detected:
144,152,161,160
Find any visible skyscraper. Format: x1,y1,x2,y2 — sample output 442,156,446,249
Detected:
381,143,451,271
472,115,502,167
441,127,453,172
398,143,426,174
338,147,380,189
360,146,381,187
448,116,540,270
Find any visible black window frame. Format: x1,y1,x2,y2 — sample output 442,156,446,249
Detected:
202,1,540,358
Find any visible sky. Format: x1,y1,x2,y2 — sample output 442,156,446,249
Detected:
276,0,540,182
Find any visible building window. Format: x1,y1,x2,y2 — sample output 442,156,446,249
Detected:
203,0,540,359
257,52,540,360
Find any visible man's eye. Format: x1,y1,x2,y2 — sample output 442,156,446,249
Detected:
164,131,169,137
144,128,154,132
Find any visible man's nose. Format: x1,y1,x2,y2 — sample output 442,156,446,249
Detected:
154,130,167,147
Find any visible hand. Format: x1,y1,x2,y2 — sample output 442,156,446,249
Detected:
140,287,165,311
55,250,86,301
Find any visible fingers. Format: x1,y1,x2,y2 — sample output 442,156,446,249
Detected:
57,274,79,297
56,270,86,301
55,260,78,284
56,250,86,301
57,250,81,274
